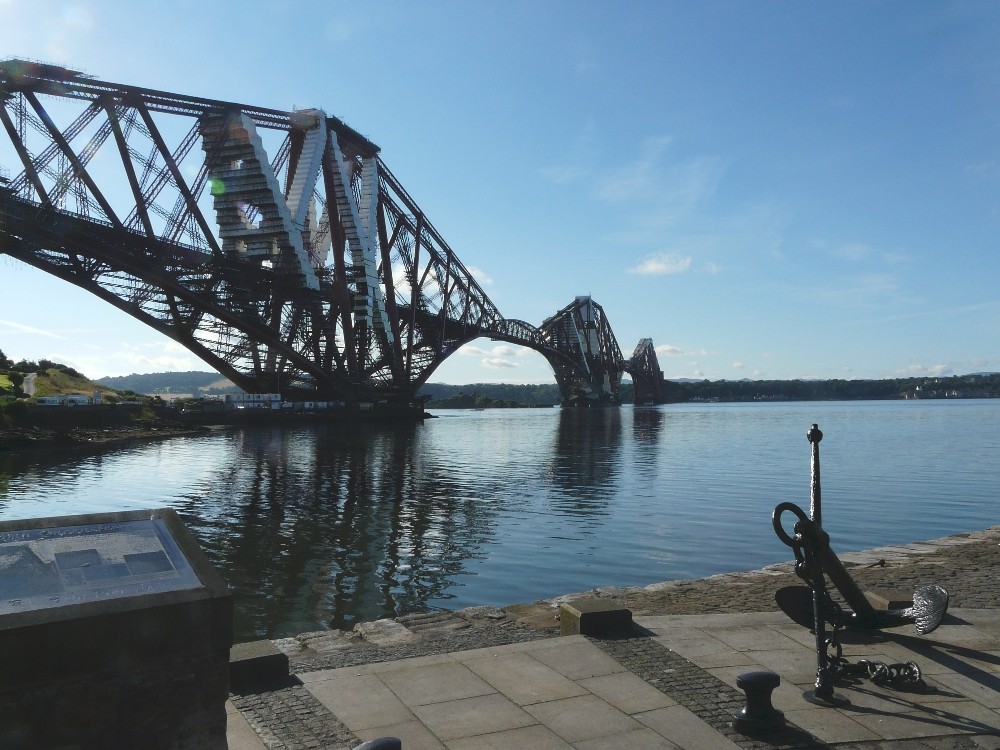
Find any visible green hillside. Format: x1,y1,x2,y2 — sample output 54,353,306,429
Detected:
0,366,119,400
96,371,236,395
0,350,119,402
31,369,119,399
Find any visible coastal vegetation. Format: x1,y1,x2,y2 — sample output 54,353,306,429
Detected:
3,349,1000,415
675,372,1000,402
0,350,193,450
419,373,1000,407
95,370,235,397
0,351,134,415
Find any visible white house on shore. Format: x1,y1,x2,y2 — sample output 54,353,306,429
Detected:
35,393,99,406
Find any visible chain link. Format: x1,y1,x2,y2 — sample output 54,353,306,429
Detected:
825,623,928,691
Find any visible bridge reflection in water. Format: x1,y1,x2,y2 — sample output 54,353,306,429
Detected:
160,409,647,639
4,402,999,640
172,422,489,636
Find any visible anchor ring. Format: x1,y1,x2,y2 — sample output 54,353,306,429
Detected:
772,501,810,548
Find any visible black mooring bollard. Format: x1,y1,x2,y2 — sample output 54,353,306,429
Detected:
355,738,402,750
732,671,785,735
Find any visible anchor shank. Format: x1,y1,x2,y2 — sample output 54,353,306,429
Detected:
807,424,823,527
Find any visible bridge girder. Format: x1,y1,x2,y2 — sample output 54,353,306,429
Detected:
0,60,662,405
625,338,665,405
538,296,625,405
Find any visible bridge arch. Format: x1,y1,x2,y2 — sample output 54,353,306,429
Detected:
0,60,665,407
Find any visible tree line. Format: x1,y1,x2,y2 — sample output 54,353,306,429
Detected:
3,349,998,406
418,373,1000,406
676,373,1000,402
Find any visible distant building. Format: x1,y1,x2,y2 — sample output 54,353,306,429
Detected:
35,394,93,406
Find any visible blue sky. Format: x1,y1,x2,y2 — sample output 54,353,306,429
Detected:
1,1,998,384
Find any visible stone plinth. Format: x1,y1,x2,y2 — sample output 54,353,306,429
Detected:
230,639,289,691
559,598,633,636
0,508,232,750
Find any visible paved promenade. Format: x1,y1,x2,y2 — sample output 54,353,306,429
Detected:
225,526,1000,749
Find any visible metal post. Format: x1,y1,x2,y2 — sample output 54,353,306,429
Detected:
807,424,822,527
803,424,847,706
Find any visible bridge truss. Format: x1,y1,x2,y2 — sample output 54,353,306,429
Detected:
0,60,666,406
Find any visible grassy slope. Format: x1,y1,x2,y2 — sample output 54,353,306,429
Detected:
20,369,119,399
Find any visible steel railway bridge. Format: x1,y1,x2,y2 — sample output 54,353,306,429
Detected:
0,60,666,408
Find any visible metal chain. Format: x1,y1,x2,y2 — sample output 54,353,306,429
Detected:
825,622,928,691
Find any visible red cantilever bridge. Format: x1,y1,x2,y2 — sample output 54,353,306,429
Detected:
0,60,666,407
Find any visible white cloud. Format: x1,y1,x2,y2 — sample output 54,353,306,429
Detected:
0,319,63,338
482,357,517,370
655,344,710,357
537,163,588,185
892,363,955,378
454,342,538,371
732,361,744,369
965,160,998,176
808,272,908,311
464,265,494,285
55,352,200,379
325,19,352,42
822,240,908,268
595,142,724,239
833,243,871,261
53,340,203,379
458,346,490,357
596,135,673,202
590,135,729,254
459,344,517,358
628,252,691,276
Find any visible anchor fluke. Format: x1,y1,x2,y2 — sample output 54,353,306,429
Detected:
910,584,949,635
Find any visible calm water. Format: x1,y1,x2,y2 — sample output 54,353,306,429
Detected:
1,400,997,640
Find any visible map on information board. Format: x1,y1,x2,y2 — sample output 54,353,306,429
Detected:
0,518,202,615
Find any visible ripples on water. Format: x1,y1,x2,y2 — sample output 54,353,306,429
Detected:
1,400,997,639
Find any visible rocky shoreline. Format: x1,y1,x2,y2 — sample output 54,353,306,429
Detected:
0,422,212,453
270,525,1000,672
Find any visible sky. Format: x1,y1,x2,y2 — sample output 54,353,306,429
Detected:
1,1,999,385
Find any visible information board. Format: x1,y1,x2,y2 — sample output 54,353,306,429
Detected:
0,518,202,615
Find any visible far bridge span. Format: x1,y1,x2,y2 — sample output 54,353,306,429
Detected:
0,60,666,407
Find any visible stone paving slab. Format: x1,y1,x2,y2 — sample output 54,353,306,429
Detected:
226,525,1000,749
634,609,1000,747
228,608,1000,749
226,700,268,750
